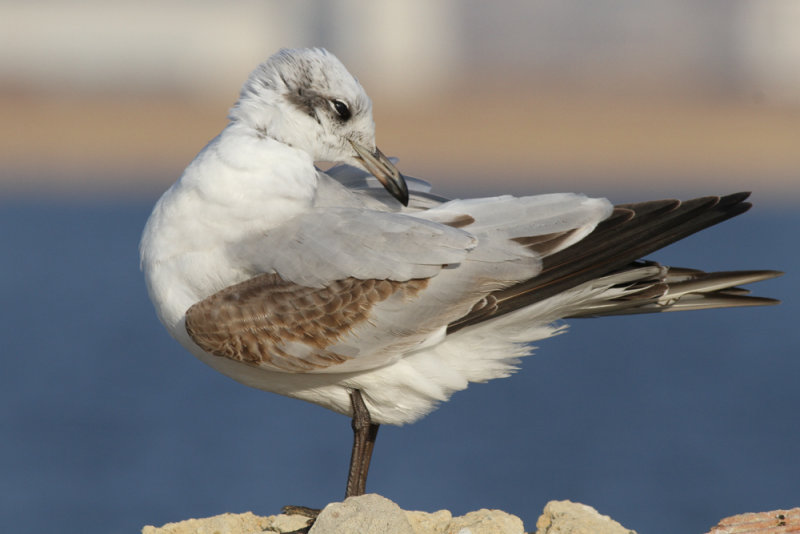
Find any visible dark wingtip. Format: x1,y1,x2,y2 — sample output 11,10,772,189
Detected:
758,270,785,280
724,191,752,203
746,297,782,306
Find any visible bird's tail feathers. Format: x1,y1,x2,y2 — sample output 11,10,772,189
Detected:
565,262,782,318
448,192,782,332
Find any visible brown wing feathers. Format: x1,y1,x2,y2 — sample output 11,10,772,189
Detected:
186,273,428,371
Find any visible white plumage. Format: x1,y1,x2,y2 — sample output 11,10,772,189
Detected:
140,48,780,496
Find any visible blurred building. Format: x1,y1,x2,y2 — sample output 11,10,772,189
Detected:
2,1,798,102
738,0,800,104
1,1,798,199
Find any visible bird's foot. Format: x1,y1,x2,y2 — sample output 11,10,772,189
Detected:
280,505,320,533
281,505,321,518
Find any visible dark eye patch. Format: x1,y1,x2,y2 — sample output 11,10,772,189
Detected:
330,99,351,121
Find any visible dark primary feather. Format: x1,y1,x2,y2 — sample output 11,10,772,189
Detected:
448,192,782,333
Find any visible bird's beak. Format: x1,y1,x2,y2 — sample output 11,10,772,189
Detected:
349,140,409,206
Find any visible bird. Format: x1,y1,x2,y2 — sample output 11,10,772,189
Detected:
140,47,781,499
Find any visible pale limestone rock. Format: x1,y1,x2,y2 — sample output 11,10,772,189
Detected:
405,507,524,534
446,508,525,534
140,510,310,534
309,493,415,534
534,500,636,534
405,509,453,534
142,495,649,534
139,496,795,534
406,507,525,534
269,512,317,532
308,496,524,534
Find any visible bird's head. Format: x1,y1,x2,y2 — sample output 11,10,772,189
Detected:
230,48,408,205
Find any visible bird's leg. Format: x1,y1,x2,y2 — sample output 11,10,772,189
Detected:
345,389,380,498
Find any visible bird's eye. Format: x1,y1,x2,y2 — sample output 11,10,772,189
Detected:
330,99,351,121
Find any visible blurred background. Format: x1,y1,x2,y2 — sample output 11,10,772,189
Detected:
3,0,800,199
2,1,798,533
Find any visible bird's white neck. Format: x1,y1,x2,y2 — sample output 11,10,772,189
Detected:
166,122,318,236
140,121,320,331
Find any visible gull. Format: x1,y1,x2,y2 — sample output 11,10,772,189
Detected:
140,47,781,499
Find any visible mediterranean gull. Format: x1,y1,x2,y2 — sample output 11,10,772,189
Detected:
140,47,781,499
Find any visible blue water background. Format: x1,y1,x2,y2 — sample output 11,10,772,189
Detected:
1,194,797,533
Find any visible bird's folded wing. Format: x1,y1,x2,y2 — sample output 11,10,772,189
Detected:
189,207,478,373
228,207,477,287
186,207,477,372
190,195,614,373
185,273,431,372
185,191,620,375
420,193,613,259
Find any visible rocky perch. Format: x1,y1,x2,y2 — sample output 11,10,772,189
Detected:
141,495,632,534
141,495,799,534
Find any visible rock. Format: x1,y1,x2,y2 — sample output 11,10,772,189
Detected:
534,500,636,534
705,507,800,533
309,496,524,534
405,506,523,534
139,496,799,534
309,494,415,534
141,510,311,534
141,496,526,534
270,512,318,532
445,508,525,534
405,509,453,533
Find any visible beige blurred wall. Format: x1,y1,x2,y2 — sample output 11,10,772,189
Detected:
2,1,799,201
